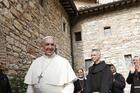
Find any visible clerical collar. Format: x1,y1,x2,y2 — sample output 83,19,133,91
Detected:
43,53,56,58
113,72,116,75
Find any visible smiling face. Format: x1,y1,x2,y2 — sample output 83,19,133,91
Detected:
77,69,84,78
133,56,140,70
41,36,56,56
91,50,101,64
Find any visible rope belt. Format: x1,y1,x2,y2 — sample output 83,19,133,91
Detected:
134,86,140,88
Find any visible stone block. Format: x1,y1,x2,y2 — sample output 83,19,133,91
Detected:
10,7,20,18
16,4,23,13
13,20,23,31
6,36,14,45
3,0,9,8
23,13,32,21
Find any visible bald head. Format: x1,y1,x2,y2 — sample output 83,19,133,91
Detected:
41,36,56,56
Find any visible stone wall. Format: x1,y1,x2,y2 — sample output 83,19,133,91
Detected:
0,28,7,67
72,5,140,93
0,0,71,74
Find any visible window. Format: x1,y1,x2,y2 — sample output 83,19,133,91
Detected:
124,54,132,67
62,17,68,33
75,32,82,41
85,59,92,71
104,26,112,36
63,22,66,32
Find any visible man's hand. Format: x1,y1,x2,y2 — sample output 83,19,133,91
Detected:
137,65,140,72
129,64,135,73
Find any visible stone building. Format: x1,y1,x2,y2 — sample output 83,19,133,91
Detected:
0,0,75,74
71,0,140,93
72,0,140,72
1,0,140,92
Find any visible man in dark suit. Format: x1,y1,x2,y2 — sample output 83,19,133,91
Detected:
0,62,12,93
126,56,140,93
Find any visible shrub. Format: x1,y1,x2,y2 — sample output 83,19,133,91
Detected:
10,72,27,93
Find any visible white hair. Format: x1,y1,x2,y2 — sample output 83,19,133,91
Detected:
42,36,54,40
41,36,57,46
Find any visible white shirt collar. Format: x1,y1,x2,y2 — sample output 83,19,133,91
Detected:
43,53,56,59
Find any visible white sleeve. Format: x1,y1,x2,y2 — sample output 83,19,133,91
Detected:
26,85,35,93
62,82,74,93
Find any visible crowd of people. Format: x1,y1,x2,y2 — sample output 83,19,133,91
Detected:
0,35,140,93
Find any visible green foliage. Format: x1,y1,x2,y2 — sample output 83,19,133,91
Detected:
10,72,27,93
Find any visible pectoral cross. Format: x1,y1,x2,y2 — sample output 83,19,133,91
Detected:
38,73,43,83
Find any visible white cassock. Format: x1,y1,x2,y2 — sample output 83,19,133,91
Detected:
24,54,77,93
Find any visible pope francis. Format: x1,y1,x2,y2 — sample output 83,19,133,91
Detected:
24,36,77,93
